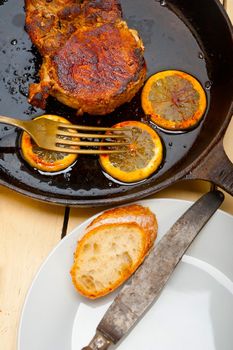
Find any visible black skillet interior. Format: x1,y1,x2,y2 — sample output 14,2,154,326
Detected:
0,0,232,206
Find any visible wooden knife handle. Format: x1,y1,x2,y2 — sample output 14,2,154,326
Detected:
81,331,112,350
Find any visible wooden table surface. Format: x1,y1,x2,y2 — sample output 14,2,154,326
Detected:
0,1,232,349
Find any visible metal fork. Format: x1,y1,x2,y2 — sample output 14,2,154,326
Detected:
0,115,129,154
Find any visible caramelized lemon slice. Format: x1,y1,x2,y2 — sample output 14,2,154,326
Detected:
21,115,78,172
141,70,207,131
99,121,163,183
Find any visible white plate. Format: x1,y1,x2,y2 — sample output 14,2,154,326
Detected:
18,198,233,350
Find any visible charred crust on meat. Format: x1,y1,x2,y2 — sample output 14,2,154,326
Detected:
57,5,82,21
52,23,145,95
25,0,147,115
82,0,122,22
28,82,50,109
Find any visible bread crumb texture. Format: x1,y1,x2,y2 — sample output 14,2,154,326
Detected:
70,205,157,299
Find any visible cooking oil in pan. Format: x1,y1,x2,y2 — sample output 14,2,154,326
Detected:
0,0,212,200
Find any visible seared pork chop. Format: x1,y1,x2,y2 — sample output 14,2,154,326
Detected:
25,0,147,115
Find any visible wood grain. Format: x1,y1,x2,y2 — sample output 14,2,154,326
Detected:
0,187,65,350
226,0,233,21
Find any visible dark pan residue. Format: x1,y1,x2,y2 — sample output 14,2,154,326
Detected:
0,0,231,205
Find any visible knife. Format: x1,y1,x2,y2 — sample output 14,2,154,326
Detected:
81,190,224,350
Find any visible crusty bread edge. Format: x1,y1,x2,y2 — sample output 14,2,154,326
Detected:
85,204,158,252
70,222,149,299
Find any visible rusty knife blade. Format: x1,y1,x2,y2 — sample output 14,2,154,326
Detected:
81,190,224,350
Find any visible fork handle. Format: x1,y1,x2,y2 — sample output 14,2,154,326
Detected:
0,115,27,131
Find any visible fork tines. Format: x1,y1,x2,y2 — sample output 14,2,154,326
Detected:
56,130,127,139
55,123,129,154
52,147,126,154
57,123,130,132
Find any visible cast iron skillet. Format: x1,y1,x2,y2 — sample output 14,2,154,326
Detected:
0,0,232,206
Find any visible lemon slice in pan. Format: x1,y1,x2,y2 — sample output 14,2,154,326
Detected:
141,70,207,131
21,115,78,172
99,121,163,183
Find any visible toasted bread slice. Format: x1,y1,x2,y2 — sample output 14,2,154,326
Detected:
70,204,157,299
86,204,157,251
70,222,148,299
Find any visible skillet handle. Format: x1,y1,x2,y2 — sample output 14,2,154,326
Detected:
186,139,233,196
